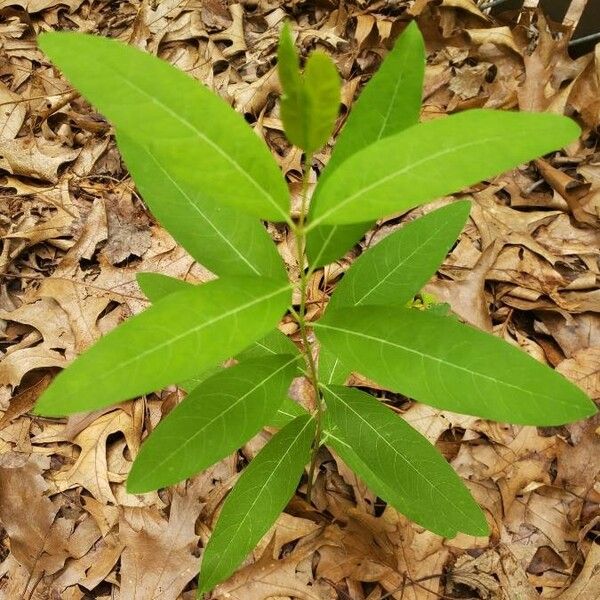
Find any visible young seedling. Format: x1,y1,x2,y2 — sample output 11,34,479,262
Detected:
34,21,596,596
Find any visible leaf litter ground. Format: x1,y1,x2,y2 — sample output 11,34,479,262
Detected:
0,1,599,599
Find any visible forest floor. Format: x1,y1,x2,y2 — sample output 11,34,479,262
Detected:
0,1,599,599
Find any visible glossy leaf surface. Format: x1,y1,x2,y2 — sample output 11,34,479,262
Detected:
128,355,298,492
323,385,488,537
39,32,289,222
309,110,580,226
136,272,300,393
316,307,596,425
137,272,299,360
199,415,315,593
35,277,290,416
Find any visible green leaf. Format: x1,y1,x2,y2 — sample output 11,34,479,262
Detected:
38,32,289,222
117,134,286,280
315,307,597,426
137,272,300,391
323,385,488,537
136,273,298,358
328,201,471,310
137,272,192,302
267,397,308,428
277,22,302,96
321,202,469,386
127,355,298,493
35,277,291,416
199,414,315,593
306,21,425,267
308,110,580,227
134,277,305,431
319,346,348,385
236,327,300,361
278,23,340,153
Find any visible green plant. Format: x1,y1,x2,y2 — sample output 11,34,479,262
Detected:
34,21,596,596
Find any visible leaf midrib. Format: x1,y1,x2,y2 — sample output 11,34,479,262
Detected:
323,385,481,532
315,319,559,405
205,416,313,584
87,283,291,388
308,132,519,229
351,225,444,306
107,61,288,222
137,356,298,485
141,143,262,276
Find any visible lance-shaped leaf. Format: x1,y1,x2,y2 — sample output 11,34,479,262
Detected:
137,272,299,362
321,202,470,385
308,110,580,227
328,201,471,310
38,32,289,222
35,277,291,416
315,307,596,426
199,414,315,594
278,23,340,153
136,272,301,403
127,355,298,493
307,21,425,267
323,385,488,537
117,133,286,280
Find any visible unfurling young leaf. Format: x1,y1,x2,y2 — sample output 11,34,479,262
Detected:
199,414,315,594
278,22,341,154
322,385,488,537
307,21,426,267
127,355,298,493
316,306,597,426
35,277,291,416
308,110,580,227
38,32,290,222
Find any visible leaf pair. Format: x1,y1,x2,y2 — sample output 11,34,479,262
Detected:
278,22,340,154
311,196,593,541
314,197,593,427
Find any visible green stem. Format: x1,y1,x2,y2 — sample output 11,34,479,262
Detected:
292,152,322,502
